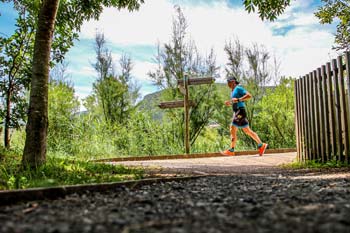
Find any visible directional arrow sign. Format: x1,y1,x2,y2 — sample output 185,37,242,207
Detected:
177,77,214,86
178,85,186,95
158,100,196,109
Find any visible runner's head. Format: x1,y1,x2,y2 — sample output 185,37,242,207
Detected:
227,76,239,88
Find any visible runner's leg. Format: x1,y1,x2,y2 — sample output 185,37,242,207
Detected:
230,125,238,148
242,127,262,145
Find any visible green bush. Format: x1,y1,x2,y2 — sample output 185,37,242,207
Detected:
254,78,296,148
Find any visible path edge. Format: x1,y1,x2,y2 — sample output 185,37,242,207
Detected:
0,175,206,206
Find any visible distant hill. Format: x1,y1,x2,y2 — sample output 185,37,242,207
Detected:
136,90,164,120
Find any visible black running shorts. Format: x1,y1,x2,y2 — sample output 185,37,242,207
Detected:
232,107,249,128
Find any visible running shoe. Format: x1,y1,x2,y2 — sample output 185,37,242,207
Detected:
221,148,235,156
258,143,268,156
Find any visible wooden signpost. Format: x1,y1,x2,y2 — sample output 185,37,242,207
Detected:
158,75,215,154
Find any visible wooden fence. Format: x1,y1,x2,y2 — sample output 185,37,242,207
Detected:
294,51,350,163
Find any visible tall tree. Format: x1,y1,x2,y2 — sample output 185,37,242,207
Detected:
0,9,34,148
244,43,270,128
91,32,138,124
149,6,220,149
21,0,144,167
118,54,140,120
224,38,245,84
22,0,60,167
92,31,114,122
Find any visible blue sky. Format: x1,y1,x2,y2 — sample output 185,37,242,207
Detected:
0,0,338,108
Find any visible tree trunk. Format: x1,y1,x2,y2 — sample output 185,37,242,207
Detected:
22,0,60,167
4,86,11,148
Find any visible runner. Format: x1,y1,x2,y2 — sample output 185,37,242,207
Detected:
221,76,268,156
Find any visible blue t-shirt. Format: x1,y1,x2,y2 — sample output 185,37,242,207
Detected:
231,85,247,108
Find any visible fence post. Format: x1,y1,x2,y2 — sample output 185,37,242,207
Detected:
321,65,330,161
294,79,300,161
184,75,190,154
317,68,325,162
304,74,311,160
299,78,305,162
344,52,350,163
337,55,349,163
332,59,343,161
309,72,316,160
301,76,307,162
313,70,321,160
326,62,337,159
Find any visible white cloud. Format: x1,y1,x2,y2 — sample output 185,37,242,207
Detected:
278,0,315,18
132,61,160,98
269,13,319,30
179,2,272,69
80,0,174,45
69,66,96,78
270,26,337,77
292,13,319,26
133,60,158,82
74,0,336,97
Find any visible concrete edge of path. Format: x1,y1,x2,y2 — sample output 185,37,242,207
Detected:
0,175,206,206
92,148,297,162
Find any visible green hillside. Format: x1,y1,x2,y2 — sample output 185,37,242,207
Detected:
136,90,163,120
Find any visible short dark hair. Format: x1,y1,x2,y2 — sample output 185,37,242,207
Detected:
227,76,240,84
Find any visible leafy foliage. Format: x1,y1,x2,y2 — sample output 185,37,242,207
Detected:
243,0,291,21
48,75,80,153
0,9,34,148
254,77,295,148
315,0,350,51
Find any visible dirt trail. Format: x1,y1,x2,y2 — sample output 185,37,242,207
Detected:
109,152,297,175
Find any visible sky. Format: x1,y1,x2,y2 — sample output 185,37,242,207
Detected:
0,0,339,107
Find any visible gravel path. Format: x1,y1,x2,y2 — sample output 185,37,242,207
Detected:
1,153,350,233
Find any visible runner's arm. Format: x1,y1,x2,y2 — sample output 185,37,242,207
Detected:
224,100,232,106
232,92,252,102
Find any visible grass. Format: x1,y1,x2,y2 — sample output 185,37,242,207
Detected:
282,159,350,170
0,147,144,191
